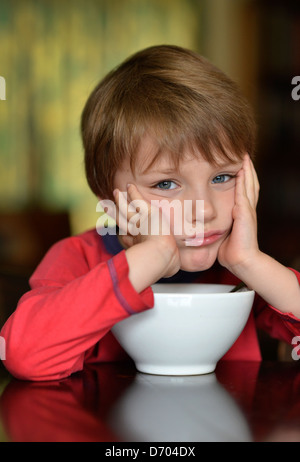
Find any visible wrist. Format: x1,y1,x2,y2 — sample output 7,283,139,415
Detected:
229,251,300,316
227,249,264,283
126,238,178,293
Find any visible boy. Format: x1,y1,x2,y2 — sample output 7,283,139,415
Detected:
1,45,300,381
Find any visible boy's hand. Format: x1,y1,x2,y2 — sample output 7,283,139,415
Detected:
217,154,260,275
113,184,180,288
217,154,300,317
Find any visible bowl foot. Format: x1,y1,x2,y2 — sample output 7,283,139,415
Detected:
135,363,216,376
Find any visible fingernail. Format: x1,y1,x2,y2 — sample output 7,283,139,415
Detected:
127,183,132,189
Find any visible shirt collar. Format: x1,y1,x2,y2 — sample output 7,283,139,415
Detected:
101,229,124,255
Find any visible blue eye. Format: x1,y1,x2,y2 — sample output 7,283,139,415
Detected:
155,180,177,190
212,174,232,184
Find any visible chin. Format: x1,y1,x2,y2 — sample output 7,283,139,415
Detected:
179,246,218,272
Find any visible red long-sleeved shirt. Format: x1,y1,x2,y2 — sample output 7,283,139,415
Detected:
1,228,300,381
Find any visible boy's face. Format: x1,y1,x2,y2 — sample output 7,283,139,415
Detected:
113,137,243,272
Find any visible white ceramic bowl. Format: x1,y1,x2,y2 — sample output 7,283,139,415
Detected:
112,283,254,376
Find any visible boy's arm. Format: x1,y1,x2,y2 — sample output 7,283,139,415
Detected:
125,239,178,293
232,253,300,317
0,236,153,381
218,154,300,318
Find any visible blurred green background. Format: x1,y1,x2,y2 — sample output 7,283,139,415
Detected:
0,0,299,320
0,0,259,228
0,2,300,440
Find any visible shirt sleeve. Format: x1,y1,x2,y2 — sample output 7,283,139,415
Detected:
0,237,154,381
254,268,300,344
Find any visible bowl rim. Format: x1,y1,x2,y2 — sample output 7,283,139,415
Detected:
151,283,255,296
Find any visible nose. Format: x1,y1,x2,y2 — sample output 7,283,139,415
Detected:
181,188,216,237
201,194,217,223
188,186,216,224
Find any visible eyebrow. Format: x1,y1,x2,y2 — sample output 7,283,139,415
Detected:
141,162,241,175
138,159,243,177
139,167,178,176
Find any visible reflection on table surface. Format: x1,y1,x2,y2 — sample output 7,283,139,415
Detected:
1,360,300,442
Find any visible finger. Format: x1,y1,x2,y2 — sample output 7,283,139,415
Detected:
114,188,137,220
113,189,131,234
243,154,257,208
127,183,149,208
243,155,253,196
113,189,125,218
114,187,148,237
234,166,246,206
249,157,260,206
127,183,151,220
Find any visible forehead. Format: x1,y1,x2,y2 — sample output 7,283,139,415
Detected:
131,135,242,176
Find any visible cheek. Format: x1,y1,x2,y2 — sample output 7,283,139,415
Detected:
225,195,235,213
218,190,235,220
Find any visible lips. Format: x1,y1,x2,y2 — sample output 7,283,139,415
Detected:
184,230,225,247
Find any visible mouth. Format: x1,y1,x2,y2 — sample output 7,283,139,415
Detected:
183,230,226,247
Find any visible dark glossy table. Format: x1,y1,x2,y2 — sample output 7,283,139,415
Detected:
0,360,300,442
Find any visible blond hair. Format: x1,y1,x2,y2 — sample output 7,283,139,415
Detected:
81,45,256,199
